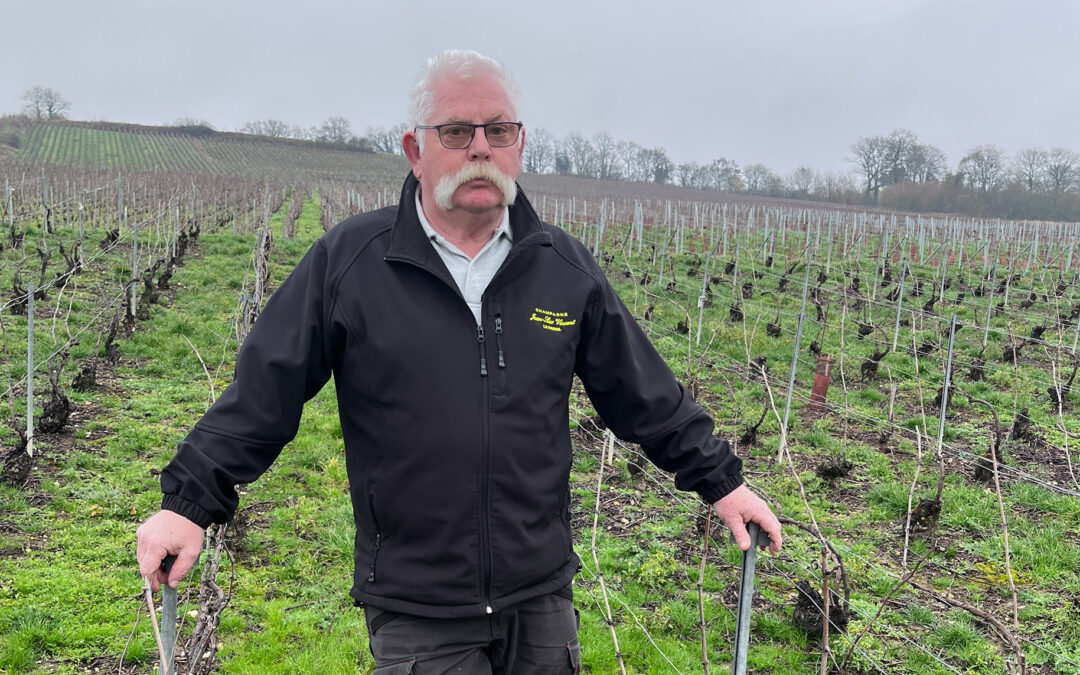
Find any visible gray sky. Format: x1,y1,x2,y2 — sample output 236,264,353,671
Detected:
3,0,1077,175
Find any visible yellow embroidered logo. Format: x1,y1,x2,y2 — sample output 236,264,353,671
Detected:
529,308,577,332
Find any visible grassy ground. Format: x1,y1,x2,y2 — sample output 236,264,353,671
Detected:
1,201,1080,673
0,198,369,673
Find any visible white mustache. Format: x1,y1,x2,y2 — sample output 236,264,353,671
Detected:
433,163,518,210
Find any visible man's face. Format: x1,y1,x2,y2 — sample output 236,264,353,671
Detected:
404,75,524,218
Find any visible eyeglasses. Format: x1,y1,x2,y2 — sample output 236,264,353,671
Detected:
414,122,523,149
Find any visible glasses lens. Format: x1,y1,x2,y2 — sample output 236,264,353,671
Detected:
438,124,474,149
484,123,519,147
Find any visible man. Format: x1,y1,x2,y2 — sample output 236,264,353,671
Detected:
137,49,781,673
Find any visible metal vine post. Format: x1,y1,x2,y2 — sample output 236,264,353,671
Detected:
777,245,812,463
696,508,711,675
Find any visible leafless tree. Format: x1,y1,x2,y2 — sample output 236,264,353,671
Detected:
522,127,555,174
174,117,215,129
388,123,408,153
905,143,947,182
743,163,781,195
616,140,643,181
707,158,742,192
632,144,654,183
818,171,857,201
1043,147,1079,195
22,86,70,121
367,125,408,154
241,119,291,138
640,147,673,184
1012,148,1047,191
958,144,1006,193
884,129,918,184
680,158,742,191
271,119,297,138
786,165,818,197
365,125,400,154
317,116,353,145
564,132,597,178
677,161,703,189
849,135,890,202
592,132,619,180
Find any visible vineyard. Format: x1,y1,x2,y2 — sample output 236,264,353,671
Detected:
2,119,407,183
0,152,1079,674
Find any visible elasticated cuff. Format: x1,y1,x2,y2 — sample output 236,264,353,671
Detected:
161,494,214,529
699,473,745,505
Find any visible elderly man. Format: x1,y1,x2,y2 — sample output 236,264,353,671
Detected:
137,49,781,673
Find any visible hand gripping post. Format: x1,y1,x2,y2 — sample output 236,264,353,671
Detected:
731,522,772,675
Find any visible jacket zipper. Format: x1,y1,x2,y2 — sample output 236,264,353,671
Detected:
476,325,488,376
367,491,382,583
494,316,506,368
479,319,493,613
387,234,553,615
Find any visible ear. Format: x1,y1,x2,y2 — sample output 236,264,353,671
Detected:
403,131,422,179
516,126,526,164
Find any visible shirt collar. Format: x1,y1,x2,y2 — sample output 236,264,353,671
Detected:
415,192,513,247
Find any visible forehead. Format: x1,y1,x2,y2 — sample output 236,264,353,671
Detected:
431,75,515,123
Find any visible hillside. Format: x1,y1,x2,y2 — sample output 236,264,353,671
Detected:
0,117,852,213
0,117,408,183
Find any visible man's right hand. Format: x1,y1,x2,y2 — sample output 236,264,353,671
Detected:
136,510,205,591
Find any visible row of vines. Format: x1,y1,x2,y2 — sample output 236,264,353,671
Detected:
13,121,409,183
1,161,1079,673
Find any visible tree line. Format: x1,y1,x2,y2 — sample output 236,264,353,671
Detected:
13,86,1080,221
153,118,1080,222
851,129,1080,222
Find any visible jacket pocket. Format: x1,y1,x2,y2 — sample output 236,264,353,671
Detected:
367,486,383,583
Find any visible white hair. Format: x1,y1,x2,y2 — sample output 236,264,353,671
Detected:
409,49,521,152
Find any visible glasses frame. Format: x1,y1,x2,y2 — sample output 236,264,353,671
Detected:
414,122,523,149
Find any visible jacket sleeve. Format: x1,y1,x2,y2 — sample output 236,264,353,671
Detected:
574,273,743,504
160,239,341,527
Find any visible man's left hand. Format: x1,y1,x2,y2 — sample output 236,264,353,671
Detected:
713,485,782,554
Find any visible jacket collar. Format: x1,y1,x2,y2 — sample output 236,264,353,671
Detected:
385,173,549,265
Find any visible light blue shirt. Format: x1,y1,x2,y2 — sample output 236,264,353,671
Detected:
416,193,513,325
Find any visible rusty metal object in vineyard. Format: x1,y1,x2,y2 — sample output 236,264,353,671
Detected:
808,356,833,413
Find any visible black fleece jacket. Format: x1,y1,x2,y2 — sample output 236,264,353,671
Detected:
160,174,743,617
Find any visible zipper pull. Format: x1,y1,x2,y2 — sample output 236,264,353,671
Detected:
477,325,488,376
494,316,506,368
368,532,382,582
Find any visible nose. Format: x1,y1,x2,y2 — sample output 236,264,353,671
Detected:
467,127,493,160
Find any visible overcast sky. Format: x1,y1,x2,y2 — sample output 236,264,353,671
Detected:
2,0,1077,175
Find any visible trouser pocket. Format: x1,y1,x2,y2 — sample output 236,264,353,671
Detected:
566,639,581,673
